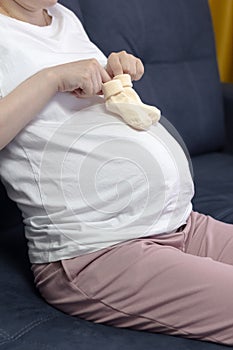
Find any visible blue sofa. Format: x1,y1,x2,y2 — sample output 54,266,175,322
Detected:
0,1,233,349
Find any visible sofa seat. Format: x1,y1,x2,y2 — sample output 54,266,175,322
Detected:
0,224,230,350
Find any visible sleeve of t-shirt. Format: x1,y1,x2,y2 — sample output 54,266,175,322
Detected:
59,3,108,67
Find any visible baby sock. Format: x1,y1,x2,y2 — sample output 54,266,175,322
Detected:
102,74,161,130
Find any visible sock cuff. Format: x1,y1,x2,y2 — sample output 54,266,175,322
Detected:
113,74,132,88
102,80,123,99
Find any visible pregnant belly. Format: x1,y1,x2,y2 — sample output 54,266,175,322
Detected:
34,103,193,234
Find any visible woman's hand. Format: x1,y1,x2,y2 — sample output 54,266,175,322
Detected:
0,59,111,149
106,51,144,81
51,59,111,98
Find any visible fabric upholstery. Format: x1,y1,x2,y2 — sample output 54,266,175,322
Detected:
192,152,233,223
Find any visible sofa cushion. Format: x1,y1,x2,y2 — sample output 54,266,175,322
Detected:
60,0,83,22
0,227,228,350
192,152,233,223
75,0,225,156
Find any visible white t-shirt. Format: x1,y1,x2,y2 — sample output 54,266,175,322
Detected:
0,4,194,263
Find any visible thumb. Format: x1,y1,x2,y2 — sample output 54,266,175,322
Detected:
101,67,111,83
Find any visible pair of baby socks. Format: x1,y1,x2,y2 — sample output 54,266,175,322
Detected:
102,74,161,130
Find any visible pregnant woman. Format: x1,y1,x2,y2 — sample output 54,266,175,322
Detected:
0,0,233,346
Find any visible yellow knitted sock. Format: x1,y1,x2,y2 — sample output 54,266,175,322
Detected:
102,74,160,130
114,74,161,124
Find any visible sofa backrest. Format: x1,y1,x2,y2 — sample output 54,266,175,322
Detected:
61,0,225,156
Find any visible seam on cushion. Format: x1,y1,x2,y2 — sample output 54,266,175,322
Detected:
0,329,10,340
146,55,215,65
0,337,56,350
0,315,59,346
216,208,233,221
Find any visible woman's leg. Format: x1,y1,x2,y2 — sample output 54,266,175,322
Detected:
184,211,233,264
32,211,233,346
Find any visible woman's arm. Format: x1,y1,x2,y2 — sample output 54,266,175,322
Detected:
0,69,57,150
0,51,144,150
0,59,110,150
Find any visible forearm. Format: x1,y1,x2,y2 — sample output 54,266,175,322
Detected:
0,58,111,150
0,68,58,150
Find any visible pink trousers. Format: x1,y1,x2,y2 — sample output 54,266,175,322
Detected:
32,211,233,346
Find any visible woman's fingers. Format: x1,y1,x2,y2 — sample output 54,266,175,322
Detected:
52,52,144,100
106,52,124,77
106,51,144,81
55,59,111,98
135,58,144,80
100,66,112,83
